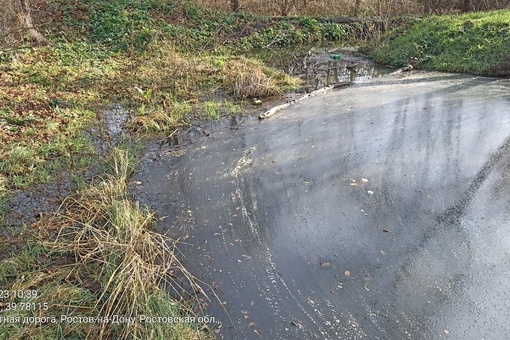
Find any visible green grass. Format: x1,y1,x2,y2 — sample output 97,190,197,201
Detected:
202,101,222,120
372,9,510,76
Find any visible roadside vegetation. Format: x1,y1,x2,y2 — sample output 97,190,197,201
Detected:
1,148,209,339
372,9,510,76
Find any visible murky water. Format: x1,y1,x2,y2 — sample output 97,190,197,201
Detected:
300,48,393,90
160,115,244,147
131,72,510,339
258,47,393,91
100,104,129,140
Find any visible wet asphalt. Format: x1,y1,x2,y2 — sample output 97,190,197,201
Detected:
131,71,510,339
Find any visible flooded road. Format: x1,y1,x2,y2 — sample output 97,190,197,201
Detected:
131,71,510,339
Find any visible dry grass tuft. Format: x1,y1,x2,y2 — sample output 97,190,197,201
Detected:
43,148,209,339
0,148,211,339
223,57,283,99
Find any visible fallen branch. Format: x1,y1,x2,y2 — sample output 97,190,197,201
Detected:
258,83,351,119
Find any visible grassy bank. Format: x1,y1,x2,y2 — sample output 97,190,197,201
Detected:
0,148,209,339
0,0,356,338
372,9,510,76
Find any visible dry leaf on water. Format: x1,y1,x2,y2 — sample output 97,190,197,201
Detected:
290,321,303,329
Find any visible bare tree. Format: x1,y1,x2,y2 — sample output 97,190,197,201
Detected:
0,0,46,47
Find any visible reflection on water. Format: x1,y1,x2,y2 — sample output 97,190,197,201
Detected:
302,50,393,90
253,47,393,91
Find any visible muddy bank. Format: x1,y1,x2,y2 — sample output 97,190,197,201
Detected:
0,105,131,231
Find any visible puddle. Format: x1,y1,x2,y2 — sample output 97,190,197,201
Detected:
130,72,510,340
159,115,245,148
301,48,393,90
100,104,130,141
258,47,393,91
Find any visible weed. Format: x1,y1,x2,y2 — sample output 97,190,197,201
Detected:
224,100,241,115
130,102,192,134
202,101,222,120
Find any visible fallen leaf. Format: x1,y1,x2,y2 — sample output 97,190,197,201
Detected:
254,329,261,336
367,190,374,195
83,281,101,293
361,178,368,183
350,183,358,186
344,270,351,278
320,261,330,267
383,228,389,233
249,322,256,327
290,321,303,329
443,329,450,334
241,310,250,319
380,250,386,256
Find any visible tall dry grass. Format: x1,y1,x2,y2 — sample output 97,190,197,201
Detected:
46,148,210,339
223,57,282,98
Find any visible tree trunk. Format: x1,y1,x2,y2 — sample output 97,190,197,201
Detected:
423,0,431,14
19,0,47,45
231,0,239,12
354,0,362,17
473,0,482,10
462,0,471,12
